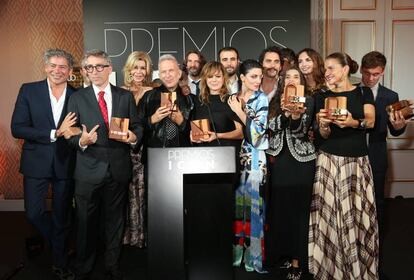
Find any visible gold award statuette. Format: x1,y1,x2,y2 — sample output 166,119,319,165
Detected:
386,100,414,120
191,119,210,141
282,84,306,111
324,96,348,120
160,92,177,111
109,117,129,140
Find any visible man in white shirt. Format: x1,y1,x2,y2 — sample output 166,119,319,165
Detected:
218,47,240,94
11,48,77,280
361,51,409,280
67,49,142,280
184,50,206,95
258,46,282,101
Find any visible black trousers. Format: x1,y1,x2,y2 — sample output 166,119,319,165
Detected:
23,176,73,268
74,170,127,276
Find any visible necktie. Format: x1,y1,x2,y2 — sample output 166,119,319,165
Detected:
98,91,109,128
192,80,200,95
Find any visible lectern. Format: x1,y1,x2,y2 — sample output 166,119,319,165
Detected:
147,147,236,280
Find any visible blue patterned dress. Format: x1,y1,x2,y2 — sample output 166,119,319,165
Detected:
233,90,269,273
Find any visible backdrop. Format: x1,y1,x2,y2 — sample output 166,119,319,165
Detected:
83,0,311,85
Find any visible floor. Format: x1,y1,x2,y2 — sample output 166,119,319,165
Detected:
1,198,413,280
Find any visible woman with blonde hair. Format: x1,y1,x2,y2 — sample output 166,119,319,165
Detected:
121,51,154,248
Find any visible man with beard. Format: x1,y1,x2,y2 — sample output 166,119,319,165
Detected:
258,46,283,101
218,47,240,94
184,50,206,95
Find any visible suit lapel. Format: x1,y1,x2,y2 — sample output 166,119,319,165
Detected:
57,86,74,127
39,79,56,128
111,85,121,120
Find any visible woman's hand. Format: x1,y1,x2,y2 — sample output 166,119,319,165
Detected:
228,95,243,114
317,109,333,129
333,111,358,128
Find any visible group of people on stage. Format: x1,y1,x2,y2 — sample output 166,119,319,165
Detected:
11,44,411,280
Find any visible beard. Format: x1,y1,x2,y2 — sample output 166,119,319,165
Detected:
225,67,236,76
188,66,201,77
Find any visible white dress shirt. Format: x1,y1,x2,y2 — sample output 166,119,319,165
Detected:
47,79,67,142
188,76,201,95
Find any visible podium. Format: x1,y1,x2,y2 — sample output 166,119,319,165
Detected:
147,147,236,280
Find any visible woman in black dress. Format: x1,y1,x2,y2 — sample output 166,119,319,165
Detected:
266,66,316,280
190,61,243,146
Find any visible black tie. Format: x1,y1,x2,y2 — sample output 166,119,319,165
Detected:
192,81,200,95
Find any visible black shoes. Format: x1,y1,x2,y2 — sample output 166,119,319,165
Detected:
52,266,75,280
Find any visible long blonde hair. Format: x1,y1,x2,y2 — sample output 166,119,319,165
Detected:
123,51,153,87
199,61,229,104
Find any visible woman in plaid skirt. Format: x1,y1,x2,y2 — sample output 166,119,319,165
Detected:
309,52,379,280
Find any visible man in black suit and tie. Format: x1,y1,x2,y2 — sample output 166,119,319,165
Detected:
11,48,77,280
67,50,142,280
360,51,409,279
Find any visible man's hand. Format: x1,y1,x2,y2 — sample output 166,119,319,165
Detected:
170,107,184,125
123,130,137,144
390,110,409,130
56,112,77,137
151,106,171,124
79,124,99,147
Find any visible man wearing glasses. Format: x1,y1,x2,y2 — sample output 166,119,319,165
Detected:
11,49,77,280
67,49,143,280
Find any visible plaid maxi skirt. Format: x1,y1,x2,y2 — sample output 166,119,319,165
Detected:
308,151,379,280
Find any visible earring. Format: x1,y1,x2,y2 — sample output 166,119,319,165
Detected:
127,74,133,83
67,74,76,82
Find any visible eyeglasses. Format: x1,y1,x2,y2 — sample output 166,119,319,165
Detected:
84,64,110,73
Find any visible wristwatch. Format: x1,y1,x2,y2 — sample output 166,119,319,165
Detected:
357,119,367,129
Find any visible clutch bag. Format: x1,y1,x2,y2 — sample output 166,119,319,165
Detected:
109,117,129,140
191,119,210,141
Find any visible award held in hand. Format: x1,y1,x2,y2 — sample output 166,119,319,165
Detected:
191,119,210,141
282,84,306,111
386,100,414,120
160,92,177,111
109,117,129,140
324,96,348,120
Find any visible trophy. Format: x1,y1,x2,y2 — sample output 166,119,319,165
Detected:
160,92,177,111
109,117,129,140
191,119,211,141
324,96,348,120
386,100,414,120
282,84,306,111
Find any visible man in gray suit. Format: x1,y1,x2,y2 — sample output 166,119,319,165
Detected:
67,49,142,280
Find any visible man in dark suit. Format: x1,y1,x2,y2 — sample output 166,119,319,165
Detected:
360,51,409,280
66,49,142,280
11,48,77,280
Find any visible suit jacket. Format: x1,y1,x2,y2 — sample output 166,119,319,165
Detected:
11,79,76,179
137,84,193,148
365,84,406,172
67,85,142,185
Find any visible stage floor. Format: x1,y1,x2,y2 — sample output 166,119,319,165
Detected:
1,198,413,280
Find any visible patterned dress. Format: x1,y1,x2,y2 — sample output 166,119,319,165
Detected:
233,91,269,273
